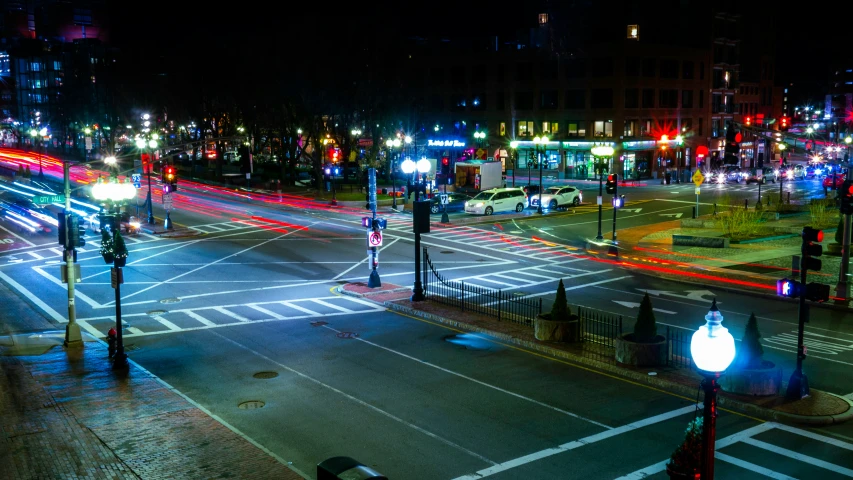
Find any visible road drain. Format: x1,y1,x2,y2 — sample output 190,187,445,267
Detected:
336,332,358,339
146,310,167,316
253,371,279,379
159,297,181,304
238,400,265,409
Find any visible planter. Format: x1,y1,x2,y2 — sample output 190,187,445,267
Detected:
827,243,843,256
666,465,700,479
722,360,782,396
534,313,580,342
615,333,667,367
114,256,127,268
102,253,114,264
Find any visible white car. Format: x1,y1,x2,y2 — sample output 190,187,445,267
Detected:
530,186,582,210
464,188,529,215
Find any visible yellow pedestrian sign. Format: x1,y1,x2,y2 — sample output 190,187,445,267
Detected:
692,170,705,187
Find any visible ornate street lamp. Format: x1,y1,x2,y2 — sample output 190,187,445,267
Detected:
591,145,615,240
533,135,549,214
91,177,138,370
509,141,519,187
401,157,431,302
690,300,736,480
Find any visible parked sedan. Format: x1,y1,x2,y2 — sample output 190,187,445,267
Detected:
823,172,847,191
429,193,472,214
530,186,582,209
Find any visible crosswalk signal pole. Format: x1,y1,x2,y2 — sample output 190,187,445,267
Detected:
367,168,381,288
63,161,81,347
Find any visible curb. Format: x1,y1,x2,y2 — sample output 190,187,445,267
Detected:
382,301,852,426
336,286,411,299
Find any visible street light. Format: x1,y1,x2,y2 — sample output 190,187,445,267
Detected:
401,157,431,302
674,135,684,183
690,299,736,480
91,177,138,370
533,136,549,214
386,138,402,209
591,145,615,240
509,141,519,187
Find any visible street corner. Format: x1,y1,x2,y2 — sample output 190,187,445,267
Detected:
721,388,853,426
339,282,411,303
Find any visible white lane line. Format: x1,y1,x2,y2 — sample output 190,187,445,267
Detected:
323,323,614,429
512,271,554,280
27,251,44,259
337,296,388,310
473,277,516,287
184,310,216,326
76,320,104,338
491,273,535,284
214,307,249,322
138,232,159,240
248,304,284,320
127,327,144,335
453,404,696,479
207,329,497,466
282,301,321,316
516,275,632,298
203,225,225,231
50,248,64,255
152,315,181,331
311,298,355,313
613,460,668,480
333,238,401,281
32,266,103,309
742,437,853,476
714,452,797,480
0,269,66,322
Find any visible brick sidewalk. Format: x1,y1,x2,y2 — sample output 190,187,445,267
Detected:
0,338,304,480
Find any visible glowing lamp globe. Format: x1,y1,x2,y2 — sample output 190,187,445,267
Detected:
690,300,736,374
510,141,519,149
591,145,614,157
135,139,146,149
400,158,416,174
416,158,431,173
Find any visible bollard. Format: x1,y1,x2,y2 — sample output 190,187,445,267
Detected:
692,206,697,219
744,199,748,209
787,191,791,204
713,203,717,216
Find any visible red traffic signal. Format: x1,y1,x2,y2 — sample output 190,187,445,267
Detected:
780,116,789,130
745,116,751,126
802,227,823,243
165,166,175,181
441,157,449,166
734,132,743,143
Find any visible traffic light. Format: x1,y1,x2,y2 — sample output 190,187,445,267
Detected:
745,116,752,127
68,214,85,248
606,174,618,194
162,165,178,192
441,157,450,175
58,211,67,248
362,216,371,228
163,183,172,194
723,123,740,164
777,278,799,297
840,180,853,215
801,227,823,272
780,116,789,131
805,282,830,302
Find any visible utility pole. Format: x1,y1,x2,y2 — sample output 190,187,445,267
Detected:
836,168,852,305
63,161,81,347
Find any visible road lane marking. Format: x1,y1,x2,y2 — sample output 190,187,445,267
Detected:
32,265,103,309
773,423,853,451
742,437,853,476
321,323,613,430
0,223,36,246
453,405,696,479
714,452,797,480
0,269,67,323
26,251,44,259
206,329,497,466
127,327,144,335
248,304,284,320
282,301,321,316
184,310,216,326
214,307,249,322
519,275,633,298
152,315,181,331
311,298,355,313
332,238,400,281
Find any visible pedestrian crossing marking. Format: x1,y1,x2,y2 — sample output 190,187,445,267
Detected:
152,315,181,331
214,306,249,322
184,310,215,326
249,304,284,320
283,301,322,316
312,298,355,313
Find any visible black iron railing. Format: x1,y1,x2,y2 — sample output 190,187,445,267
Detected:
577,306,622,347
666,326,694,369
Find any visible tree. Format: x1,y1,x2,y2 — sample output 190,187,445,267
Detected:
633,292,658,342
549,279,572,321
667,417,702,475
17,164,24,177
24,165,31,179
737,313,764,369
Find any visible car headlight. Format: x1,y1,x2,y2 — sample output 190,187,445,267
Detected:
774,170,779,176
129,221,141,228
474,202,485,207
787,170,794,177
815,169,822,175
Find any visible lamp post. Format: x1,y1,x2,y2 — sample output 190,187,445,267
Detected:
386,138,402,209
591,145,615,241
30,128,48,179
533,135,549,214
675,134,684,183
690,299,736,480
778,143,786,200
474,131,486,158
845,136,851,162
509,141,518,187
91,177,138,370
402,158,431,302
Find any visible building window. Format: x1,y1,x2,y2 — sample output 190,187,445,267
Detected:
565,59,586,78
681,90,693,108
660,59,679,79
565,89,585,109
550,122,559,135
541,90,559,109
698,117,703,136
591,89,613,108
624,119,637,137
627,25,639,40
711,94,722,114
471,94,486,110
516,62,533,81
712,118,721,138
500,122,506,136
640,119,653,136
52,61,62,70
568,121,586,137
642,58,656,77
592,57,613,77
625,57,640,76
683,61,694,79
517,121,534,137
451,94,466,111
699,90,704,108
593,120,613,138
540,61,558,80
495,91,505,111
542,122,550,134
642,89,655,108
625,89,639,108
515,91,534,110
30,62,42,72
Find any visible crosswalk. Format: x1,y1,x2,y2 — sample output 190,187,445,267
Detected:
76,295,385,338
412,224,582,262
188,217,305,234
444,260,607,293
619,421,853,479
1,231,161,263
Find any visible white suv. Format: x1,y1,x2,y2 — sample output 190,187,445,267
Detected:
464,188,529,215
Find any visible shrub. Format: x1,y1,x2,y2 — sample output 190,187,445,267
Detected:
736,313,764,369
667,417,702,475
809,199,837,229
17,164,24,177
633,292,657,342
549,279,572,321
24,165,31,178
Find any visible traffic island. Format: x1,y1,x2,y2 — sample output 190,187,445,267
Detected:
383,297,853,425
339,282,412,303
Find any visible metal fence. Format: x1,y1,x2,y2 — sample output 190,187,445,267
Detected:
423,248,542,326
666,326,694,369
577,306,623,348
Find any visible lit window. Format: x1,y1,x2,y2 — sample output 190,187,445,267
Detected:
542,121,549,133
627,25,639,40
500,122,506,136
551,122,559,135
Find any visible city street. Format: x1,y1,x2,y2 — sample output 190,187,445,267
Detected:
1,173,853,478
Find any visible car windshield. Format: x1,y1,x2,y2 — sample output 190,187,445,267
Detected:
545,187,561,194
472,192,493,201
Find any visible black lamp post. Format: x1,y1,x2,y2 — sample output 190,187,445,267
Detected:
402,158,431,302
533,135,549,214
509,141,518,187
386,138,402,209
591,145,614,241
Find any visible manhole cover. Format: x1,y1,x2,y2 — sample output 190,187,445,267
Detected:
440,251,454,254
253,371,279,379
146,310,167,316
311,321,328,327
238,400,265,409
513,292,528,297
159,297,181,304
336,332,358,339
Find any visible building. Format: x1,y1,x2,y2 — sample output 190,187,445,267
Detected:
399,3,780,183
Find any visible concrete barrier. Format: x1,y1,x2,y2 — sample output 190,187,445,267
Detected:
672,234,729,248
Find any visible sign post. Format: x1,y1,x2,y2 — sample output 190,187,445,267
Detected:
692,170,705,216
367,168,381,288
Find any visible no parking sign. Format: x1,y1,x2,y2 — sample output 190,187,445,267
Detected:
367,230,383,247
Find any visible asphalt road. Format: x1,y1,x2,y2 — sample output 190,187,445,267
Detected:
2,173,853,478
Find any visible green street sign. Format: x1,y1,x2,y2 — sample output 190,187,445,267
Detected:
32,194,65,205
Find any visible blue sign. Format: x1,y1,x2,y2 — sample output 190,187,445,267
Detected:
131,173,141,188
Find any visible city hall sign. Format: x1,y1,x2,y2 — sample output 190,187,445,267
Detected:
428,139,466,147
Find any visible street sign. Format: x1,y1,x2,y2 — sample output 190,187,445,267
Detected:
60,264,81,284
85,136,92,150
246,172,251,179
110,267,124,288
439,194,449,205
33,194,65,205
163,192,173,210
367,230,383,247
131,173,141,188
692,170,705,186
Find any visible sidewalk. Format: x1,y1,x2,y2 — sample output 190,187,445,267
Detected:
338,283,853,426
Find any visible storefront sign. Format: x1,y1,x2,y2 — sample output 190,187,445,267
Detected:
428,139,466,148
